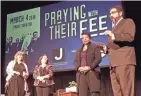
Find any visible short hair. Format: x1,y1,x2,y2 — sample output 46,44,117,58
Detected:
81,32,91,39
110,5,124,17
33,31,38,34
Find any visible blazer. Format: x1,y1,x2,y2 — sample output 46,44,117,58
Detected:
107,18,136,66
74,43,102,92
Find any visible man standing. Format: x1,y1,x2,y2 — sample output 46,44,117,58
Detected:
28,31,39,53
104,6,136,96
74,32,102,96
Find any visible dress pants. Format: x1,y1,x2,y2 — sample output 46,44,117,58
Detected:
36,86,50,96
110,65,135,96
78,74,100,96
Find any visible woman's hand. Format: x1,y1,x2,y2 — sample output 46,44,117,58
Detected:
37,76,44,81
23,71,29,79
13,71,20,75
42,80,46,83
43,75,50,79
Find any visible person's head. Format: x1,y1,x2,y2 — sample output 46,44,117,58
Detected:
33,31,38,39
16,38,19,43
81,32,91,45
37,54,50,65
9,37,13,43
14,51,25,62
20,37,24,42
109,6,124,23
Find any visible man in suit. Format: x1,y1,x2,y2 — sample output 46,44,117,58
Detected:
103,6,136,96
74,32,102,96
28,31,39,53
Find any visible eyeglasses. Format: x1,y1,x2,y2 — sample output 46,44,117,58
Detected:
109,11,119,15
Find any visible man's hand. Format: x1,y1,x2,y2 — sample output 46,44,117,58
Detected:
101,45,107,54
78,67,84,72
104,30,113,37
84,66,91,71
78,66,91,74
83,66,91,73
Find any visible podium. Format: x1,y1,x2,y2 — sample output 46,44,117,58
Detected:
61,92,77,96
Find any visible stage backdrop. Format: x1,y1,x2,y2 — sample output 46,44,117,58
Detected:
5,1,121,73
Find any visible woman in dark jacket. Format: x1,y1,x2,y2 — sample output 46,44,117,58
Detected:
74,32,102,96
33,54,55,96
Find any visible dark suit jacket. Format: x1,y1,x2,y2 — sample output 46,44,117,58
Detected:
74,43,102,92
107,18,136,66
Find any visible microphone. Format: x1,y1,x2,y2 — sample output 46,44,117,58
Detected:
90,40,107,54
